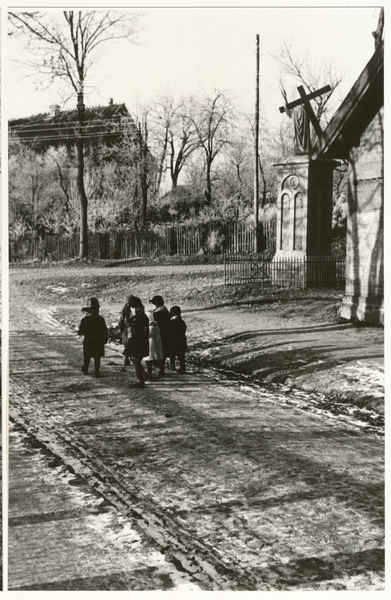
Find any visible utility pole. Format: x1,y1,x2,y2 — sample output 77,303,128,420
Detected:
254,34,260,253
77,90,88,259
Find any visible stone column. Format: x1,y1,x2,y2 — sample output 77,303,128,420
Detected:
273,155,338,285
274,156,337,258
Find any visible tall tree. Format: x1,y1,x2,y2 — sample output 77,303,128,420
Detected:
136,113,154,226
9,10,142,257
190,90,235,204
150,94,199,195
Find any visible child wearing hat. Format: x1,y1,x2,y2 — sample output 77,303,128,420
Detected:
169,305,187,374
78,297,108,377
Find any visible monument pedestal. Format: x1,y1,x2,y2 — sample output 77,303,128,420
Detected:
273,154,338,286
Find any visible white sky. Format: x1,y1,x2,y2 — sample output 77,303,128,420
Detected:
7,5,381,127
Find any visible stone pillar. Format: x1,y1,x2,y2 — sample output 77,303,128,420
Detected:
273,156,338,286
274,156,337,258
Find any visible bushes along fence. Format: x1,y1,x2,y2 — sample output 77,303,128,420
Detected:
9,220,277,263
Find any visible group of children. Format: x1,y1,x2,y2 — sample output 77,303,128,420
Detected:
78,294,187,388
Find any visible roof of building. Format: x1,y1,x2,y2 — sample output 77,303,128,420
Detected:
9,101,140,150
311,40,383,160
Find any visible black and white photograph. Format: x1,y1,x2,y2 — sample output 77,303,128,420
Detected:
4,3,385,592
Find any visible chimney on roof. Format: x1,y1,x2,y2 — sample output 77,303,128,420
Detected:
109,98,113,105
49,104,60,117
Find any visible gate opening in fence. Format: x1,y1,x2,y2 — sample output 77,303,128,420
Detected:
224,254,346,289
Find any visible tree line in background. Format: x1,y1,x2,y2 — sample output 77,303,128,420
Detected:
9,91,279,236
8,10,348,258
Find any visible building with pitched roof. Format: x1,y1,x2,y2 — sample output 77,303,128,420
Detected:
9,100,140,151
313,36,384,324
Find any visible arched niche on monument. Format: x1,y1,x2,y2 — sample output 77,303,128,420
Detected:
280,192,290,251
280,174,304,252
293,192,304,251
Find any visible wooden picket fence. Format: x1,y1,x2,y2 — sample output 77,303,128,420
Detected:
224,254,346,289
9,219,277,262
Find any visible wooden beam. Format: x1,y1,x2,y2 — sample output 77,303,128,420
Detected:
279,84,331,113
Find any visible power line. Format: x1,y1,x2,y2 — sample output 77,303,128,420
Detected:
9,113,169,131
9,131,143,143
9,118,139,132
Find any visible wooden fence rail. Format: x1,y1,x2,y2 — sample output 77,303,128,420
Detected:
224,254,346,289
9,219,277,263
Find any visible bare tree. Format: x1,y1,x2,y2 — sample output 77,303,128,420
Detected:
135,114,154,227
150,94,200,195
220,131,253,209
44,145,75,219
168,98,200,192
190,90,235,204
9,10,142,257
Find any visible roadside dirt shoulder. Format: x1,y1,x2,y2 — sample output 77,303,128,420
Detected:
183,305,384,414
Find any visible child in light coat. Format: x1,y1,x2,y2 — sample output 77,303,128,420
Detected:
144,312,164,380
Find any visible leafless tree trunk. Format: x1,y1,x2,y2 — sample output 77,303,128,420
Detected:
138,119,149,226
76,92,88,257
190,90,234,205
151,95,199,195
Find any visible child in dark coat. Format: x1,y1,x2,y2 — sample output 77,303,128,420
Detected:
150,295,171,378
119,294,136,366
169,305,187,374
123,296,149,388
78,297,108,378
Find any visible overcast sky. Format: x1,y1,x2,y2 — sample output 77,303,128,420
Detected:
7,5,381,127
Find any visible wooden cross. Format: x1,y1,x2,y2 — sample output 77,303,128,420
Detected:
279,84,331,140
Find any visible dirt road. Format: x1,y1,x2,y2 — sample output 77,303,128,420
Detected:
10,262,384,414
8,287,384,591
8,422,202,591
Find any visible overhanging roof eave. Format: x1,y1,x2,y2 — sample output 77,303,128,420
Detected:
311,41,383,161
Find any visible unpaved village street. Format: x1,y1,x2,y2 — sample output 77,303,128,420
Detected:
7,279,384,591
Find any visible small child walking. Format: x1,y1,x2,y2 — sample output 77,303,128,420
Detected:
169,305,187,374
144,312,164,380
78,297,108,378
123,296,149,388
150,295,171,378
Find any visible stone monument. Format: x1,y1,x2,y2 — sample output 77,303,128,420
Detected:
274,85,338,284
